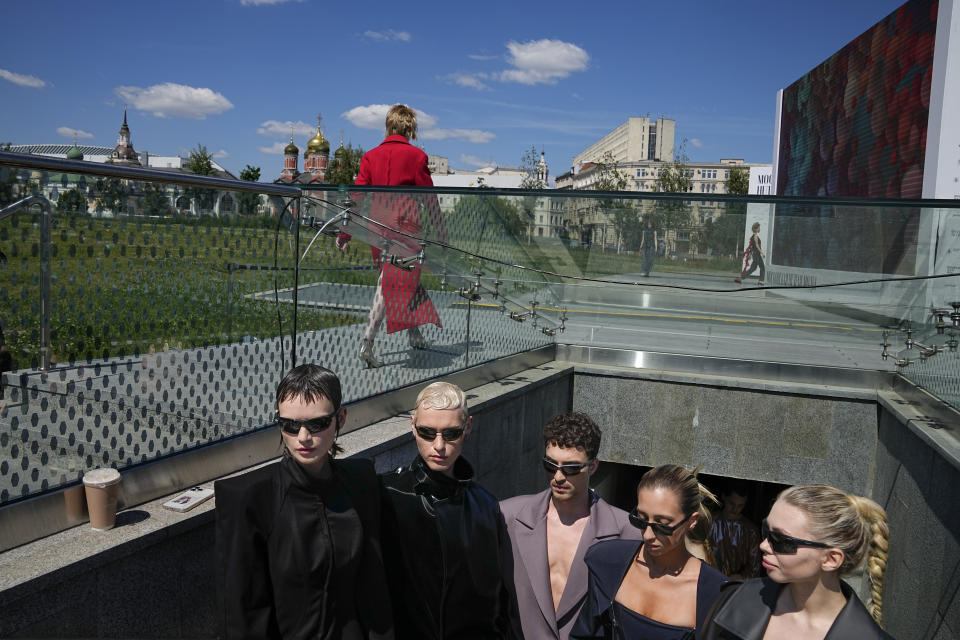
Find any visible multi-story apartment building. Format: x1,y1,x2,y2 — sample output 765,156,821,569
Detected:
427,155,450,176
556,158,772,254
571,117,676,169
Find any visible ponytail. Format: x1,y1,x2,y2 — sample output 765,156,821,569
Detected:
779,485,889,626
849,495,889,625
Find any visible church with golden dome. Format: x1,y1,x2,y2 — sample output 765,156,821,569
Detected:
275,118,330,184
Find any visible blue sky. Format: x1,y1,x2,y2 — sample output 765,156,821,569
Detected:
1,0,907,178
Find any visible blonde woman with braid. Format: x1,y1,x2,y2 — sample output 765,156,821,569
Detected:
701,484,891,639
572,465,729,639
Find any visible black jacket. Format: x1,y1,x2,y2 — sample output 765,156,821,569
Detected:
380,455,522,639
215,456,394,640
701,577,892,639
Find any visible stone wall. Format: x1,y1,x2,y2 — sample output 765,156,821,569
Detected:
574,371,878,492
874,403,960,640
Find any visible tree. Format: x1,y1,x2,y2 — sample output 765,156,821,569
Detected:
184,144,217,214
654,140,695,254
56,189,88,214
516,146,547,241
724,166,749,195
701,211,744,256
237,165,262,216
447,193,525,250
96,178,128,214
592,152,637,253
140,182,171,216
0,144,17,206
519,146,545,190
324,144,364,185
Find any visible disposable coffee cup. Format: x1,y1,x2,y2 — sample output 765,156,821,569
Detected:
82,468,121,531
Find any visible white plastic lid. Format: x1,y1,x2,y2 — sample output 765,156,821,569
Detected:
82,468,121,488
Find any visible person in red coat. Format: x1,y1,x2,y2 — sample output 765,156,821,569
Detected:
338,104,446,368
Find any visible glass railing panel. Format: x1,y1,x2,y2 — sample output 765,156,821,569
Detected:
0,163,300,503
296,186,555,399
504,191,960,378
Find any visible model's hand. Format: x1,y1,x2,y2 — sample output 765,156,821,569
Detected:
336,232,351,252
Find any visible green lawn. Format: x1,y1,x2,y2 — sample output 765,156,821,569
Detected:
0,213,374,368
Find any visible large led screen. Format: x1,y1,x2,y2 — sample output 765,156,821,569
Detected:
774,0,937,274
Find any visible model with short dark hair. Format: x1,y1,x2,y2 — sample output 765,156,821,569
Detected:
215,364,393,639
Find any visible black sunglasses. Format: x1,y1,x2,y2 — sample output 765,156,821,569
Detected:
761,519,831,554
628,510,693,536
276,413,338,435
542,457,592,477
414,425,466,442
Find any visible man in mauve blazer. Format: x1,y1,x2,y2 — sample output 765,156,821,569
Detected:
500,413,641,640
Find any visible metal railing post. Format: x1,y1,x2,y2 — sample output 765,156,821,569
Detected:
290,196,300,369
0,194,54,371
39,201,51,371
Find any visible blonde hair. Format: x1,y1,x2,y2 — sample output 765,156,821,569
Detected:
778,484,889,625
751,222,761,232
637,464,718,539
414,381,467,420
385,104,418,140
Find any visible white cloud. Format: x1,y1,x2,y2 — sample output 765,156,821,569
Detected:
0,68,47,88
460,154,495,168
241,0,304,5
363,29,411,42
259,142,289,154
257,119,315,137
211,149,230,158
57,127,94,139
442,73,489,91
421,129,495,143
114,83,233,119
341,104,437,130
468,54,499,61
689,138,703,148
497,39,589,85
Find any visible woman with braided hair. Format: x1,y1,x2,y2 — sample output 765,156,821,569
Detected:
701,484,890,639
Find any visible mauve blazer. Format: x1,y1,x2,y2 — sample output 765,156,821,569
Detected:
500,489,642,640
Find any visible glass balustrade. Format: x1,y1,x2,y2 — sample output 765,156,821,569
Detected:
2,152,959,509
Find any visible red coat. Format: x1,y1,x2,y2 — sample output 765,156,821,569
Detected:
353,135,444,334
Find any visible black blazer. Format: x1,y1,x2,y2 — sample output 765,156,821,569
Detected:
701,577,892,639
215,456,393,640
571,539,729,640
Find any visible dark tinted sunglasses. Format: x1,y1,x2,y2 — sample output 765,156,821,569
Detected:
542,457,592,477
276,413,338,435
628,510,692,536
414,425,465,442
761,519,831,554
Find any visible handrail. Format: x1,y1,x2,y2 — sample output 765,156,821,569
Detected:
0,194,53,370
0,151,300,197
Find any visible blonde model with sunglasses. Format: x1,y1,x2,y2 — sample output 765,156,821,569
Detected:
379,381,522,639
572,465,729,639
701,484,891,639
